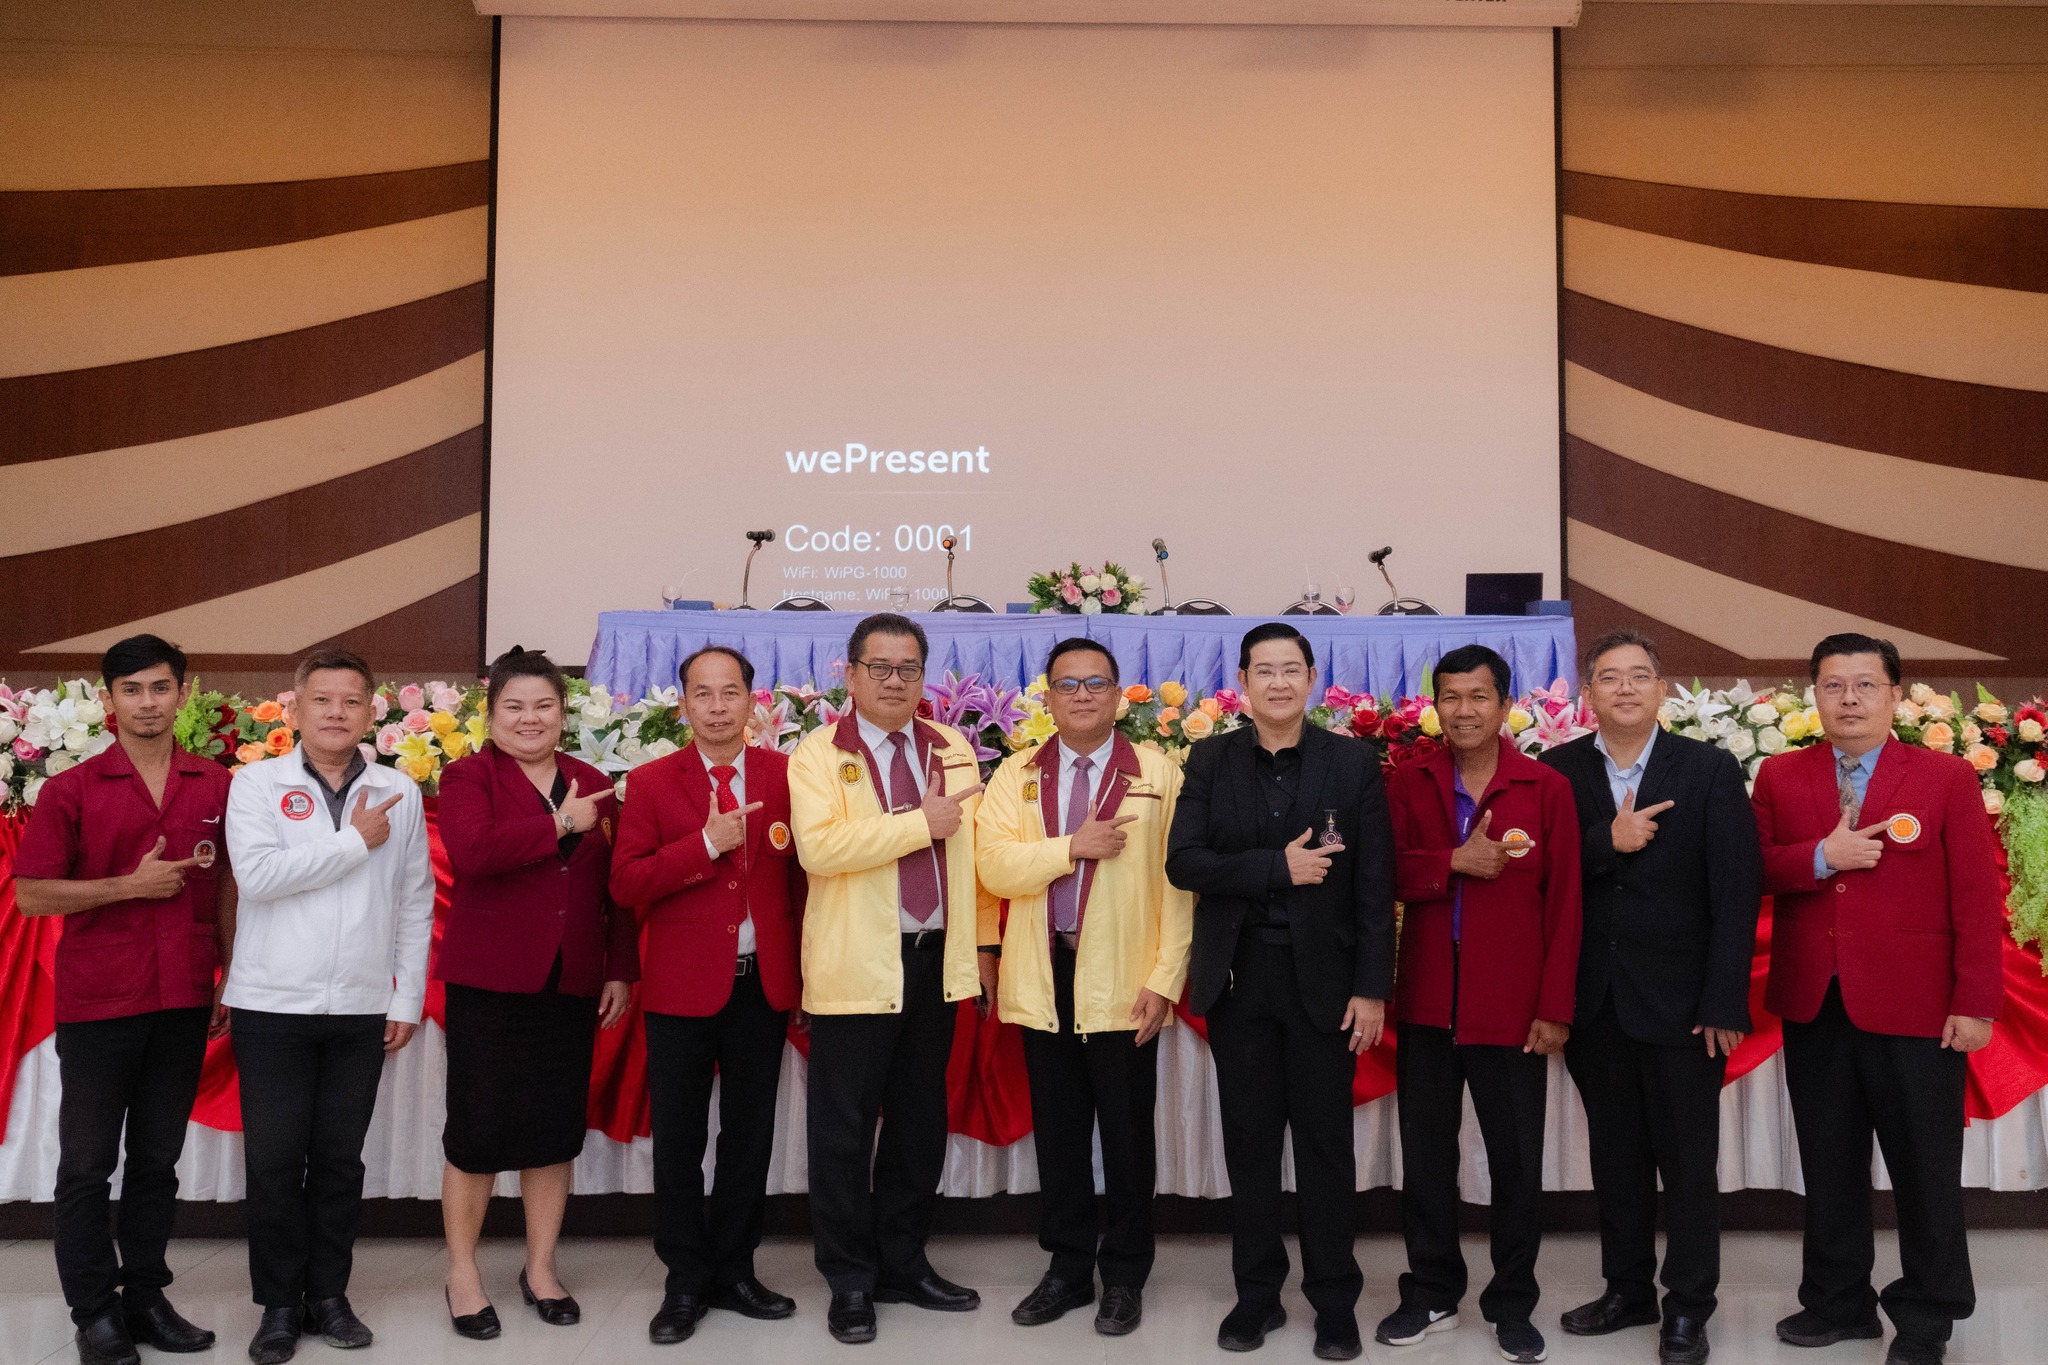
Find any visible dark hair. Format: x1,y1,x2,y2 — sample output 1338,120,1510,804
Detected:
1810,632,1901,685
1582,627,1662,677
1434,644,1512,701
100,633,187,688
1045,637,1119,684
848,612,929,665
680,644,755,691
1238,622,1314,671
293,647,376,697
486,647,566,711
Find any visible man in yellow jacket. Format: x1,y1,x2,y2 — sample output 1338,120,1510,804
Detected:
788,613,991,1345
976,638,1193,1338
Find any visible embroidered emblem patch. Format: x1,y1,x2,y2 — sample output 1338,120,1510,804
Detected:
279,791,315,821
1887,813,1922,844
839,760,863,786
1502,827,1534,858
192,839,218,869
1021,779,1039,803
769,820,792,850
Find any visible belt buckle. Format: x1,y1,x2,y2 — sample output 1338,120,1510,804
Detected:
734,954,754,977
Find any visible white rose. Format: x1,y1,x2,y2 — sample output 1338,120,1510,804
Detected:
23,776,47,806
44,750,77,776
1102,576,1121,592
83,730,116,758
74,699,105,728
1745,701,1779,726
1984,788,2006,816
2017,758,2046,784
1909,683,1938,705
1079,597,1103,615
0,753,12,783
646,738,679,760
1078,574,1101,593
2022,719,2046,744
1125,574,1144,592
1725,729,1756,760
1679,724,1704,740
1756,725,1788,754
0,716,16,744
1747,755,1765,778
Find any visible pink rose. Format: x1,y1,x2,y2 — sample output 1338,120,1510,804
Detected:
1101,587,1122,606
431,686,463,713
12,738,41,762
397,684,425,712
1213,689,1243,715
402,710,433,734
372,693,390,721
375,724,405,756
1060,580,1083,606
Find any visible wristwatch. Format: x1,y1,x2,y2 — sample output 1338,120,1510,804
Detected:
558,810,575,837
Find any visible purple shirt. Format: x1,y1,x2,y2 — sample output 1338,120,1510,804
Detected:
1452,767,1476,942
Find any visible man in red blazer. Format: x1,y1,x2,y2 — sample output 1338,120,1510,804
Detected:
1381,645,1582,1365
611,646,805,1345
1754,633,2002,1365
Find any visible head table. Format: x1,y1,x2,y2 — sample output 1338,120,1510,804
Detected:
586,609,1581,699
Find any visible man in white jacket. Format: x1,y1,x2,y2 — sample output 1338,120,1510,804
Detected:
222,649,434,1365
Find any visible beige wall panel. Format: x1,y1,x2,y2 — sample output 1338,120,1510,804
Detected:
0,208,488,377
1566,4,2048,72
1562,216,2048,392
0,45,491,190
0,355,484,556
1562,65,2048,207
1567,519,2000,662
1565,364,2048,571
29,513,484,654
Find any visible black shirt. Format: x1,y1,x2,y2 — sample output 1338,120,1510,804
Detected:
1250,742,1304,937
308,749,369,831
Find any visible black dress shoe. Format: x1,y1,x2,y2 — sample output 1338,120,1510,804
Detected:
1561,1291,1660,1336
302,1296,372,1349
1011,1275,1095,1326
446,1287,502,1341
75,1307,140,1365
1886,1337,1945,1365
1660,1314,1709,1364
1776,1309,1884,1348
247,1305,301,1365
713,1276,796,1320
124,1297,215,1353
1313,1310,1363,1360
874,1272,980,1312
519,1268,582,1325
1218,1300,1287,1352
649,1292,706,1344
1096,1286,1142,1336
828,1291,877,1344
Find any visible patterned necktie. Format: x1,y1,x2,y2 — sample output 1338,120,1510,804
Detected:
1047,756,1094,933
1838,752,1861,825
710,764,738,814
887,732,942,924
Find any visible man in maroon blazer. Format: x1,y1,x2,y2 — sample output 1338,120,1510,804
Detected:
611,645,805,1345
1380,645,1582,1365
1754,633,2002,1365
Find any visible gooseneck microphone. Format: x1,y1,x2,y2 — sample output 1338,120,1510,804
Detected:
737,529,776,609
1151,538,1175,614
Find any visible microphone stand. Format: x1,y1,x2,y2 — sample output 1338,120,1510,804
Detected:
1151,544,1176,615
737,539,766,610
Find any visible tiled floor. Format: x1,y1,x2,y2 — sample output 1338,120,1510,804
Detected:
4,1230,2046,1364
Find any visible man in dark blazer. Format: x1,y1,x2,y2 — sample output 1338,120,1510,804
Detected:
1754,633,2002,1365
1539,628,1760,1365
1166,622,1396,1362
610,645,806,1345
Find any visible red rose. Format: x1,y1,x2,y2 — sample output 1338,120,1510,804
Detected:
1408,735,1441,761
1381,713,1411,742
916,699,935,720
1349,708,1382,739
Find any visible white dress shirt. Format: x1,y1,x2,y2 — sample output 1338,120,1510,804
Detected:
700,746,755,956
856,710,944,931
1056,734,1115,829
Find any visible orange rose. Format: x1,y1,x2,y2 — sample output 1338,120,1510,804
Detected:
1920,721,1955,753
1123,684,1154,704
1966,743,1999,772
263,727,295,756
1181,710,1216,741
1198,697,1221,720
236,742,266,765
250,700,285,724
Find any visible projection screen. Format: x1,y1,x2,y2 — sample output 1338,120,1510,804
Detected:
488,17,1560,660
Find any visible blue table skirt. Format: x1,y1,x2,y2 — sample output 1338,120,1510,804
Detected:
588,610,1577,701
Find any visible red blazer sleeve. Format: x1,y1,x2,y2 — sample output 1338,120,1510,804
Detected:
1753,754,1823,897
1390,769,1454,903
437,753,560,879
1536,771,1584,1025
609,762,717,910
1944,762,2005,1020
602,888,641,982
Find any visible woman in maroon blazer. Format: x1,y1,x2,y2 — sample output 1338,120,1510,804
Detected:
433,650,638,1339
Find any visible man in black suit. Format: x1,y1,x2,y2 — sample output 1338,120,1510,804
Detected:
1166,622,1397,1362
1538,628,1761,1365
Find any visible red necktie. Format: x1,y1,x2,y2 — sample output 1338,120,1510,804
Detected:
710,764,739,814
886,732,943,925
1047,755,1094,933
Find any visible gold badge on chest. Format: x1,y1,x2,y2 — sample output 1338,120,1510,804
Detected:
1021,779,1039,804
839,760,863,786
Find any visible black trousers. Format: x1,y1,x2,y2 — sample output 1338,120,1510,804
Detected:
644,966,790,1297
1395,1021,1548,1326
1020,942,1159,1290
806,936,956,1294
231,1009,387,1308
53,1007,210,1324
1783,981,1973,1347
1205,940,1362,1318
1564,999,1726,1320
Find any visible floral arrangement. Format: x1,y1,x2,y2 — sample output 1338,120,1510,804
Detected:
1025,561,1145,615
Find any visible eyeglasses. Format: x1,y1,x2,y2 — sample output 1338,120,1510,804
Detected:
1818,680,1889,701
1249,665,1309,683
1591,670,1659,690
852,660,925,682
1048,676,1115,696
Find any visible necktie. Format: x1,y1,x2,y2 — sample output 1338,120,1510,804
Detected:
887,732,942,924
1048,756,1094,933
1838,752,1861,825
710,764,738,814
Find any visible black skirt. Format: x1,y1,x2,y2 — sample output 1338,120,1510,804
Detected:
442,958,597,1175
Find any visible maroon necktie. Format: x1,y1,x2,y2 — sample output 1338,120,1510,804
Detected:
710,764,738,815
887,732,942,924
1047,755,1094,933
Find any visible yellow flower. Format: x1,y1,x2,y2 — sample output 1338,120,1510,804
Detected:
464,715,489,748
441,730,471,760
1115,696,1130,721
392,733,440,773
1181,710,1216,741
1159,681,1188,708
1025,673,1048,700
429,710,459,737
1008,706,1056,748
1419,706,1441,737
1773,692,1801,715
1781,711,1808,741
398,754,440,783
1507,707,1534,734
